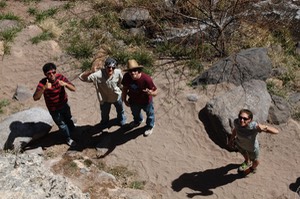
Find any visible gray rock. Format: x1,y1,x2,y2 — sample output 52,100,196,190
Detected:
13,85,32,102
120,8,151,28
0,19,19,32
0,152,90,199
269,95,291,124
192,48,273,86
0,107,53,151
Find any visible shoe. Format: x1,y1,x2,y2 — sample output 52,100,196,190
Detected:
243,166,257,176
144,126,154,136
129,120,143,129
67,138,76,147
238,161,251,172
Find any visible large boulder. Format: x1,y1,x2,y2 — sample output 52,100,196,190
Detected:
192,48,273,86
0,152,90,199
0,107,53,151
200,79,272,148
268,95,291,124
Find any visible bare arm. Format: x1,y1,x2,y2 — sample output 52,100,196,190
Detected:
258,123,279,134
33,79,51,101
59,80,76,92
33,86,45,101
122,86,129,107
79,71,93,82
228,128,237,147
143,87,158,96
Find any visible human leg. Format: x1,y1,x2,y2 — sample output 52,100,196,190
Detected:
100,102,111,126
143,101,155,128
62,103,75,132
249,147,260,170
235,144,251,171
50,108,75,146
114,98,126,126
130,103,143,124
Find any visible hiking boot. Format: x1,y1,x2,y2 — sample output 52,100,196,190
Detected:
238,161,252,172
67,138,76,147
144,126,154,136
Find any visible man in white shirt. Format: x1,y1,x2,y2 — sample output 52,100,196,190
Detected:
80,58,126,127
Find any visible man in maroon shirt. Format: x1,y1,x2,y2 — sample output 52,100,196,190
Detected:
122,59,158,136
33,63,76,146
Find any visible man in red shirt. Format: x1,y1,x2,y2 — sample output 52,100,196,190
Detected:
33,63,76,146
122,59,158,136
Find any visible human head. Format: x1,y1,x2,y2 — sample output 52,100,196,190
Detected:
104,57,117,76
43,62,56,74
43,62,57,82
238,109,253,126
124,59,143,80
104,57,117,69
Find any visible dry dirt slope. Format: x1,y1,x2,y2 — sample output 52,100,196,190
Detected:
1,1,300,199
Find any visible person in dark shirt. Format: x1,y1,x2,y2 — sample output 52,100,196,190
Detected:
33,63,76,146
121,59,158,136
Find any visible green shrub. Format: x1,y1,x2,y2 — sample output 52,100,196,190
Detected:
80,59,93,72
66,37,94,59
0,99,10,114
0,1,7,8
0,27,22,42
35,8,58,22
30,31,55,44
0,12,20,20
129,180,145,190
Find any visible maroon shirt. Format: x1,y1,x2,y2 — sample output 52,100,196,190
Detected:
122,72,157,105
34,74,73,111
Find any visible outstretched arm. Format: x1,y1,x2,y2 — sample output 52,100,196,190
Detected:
258,123,279,134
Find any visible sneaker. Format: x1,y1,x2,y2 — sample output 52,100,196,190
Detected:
243,166,257,176
144,126,154,136
67,138,76,147
238,161,251,172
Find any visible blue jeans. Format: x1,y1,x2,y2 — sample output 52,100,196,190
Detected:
100,98,126,126
130,101,155,128
49,103,75,140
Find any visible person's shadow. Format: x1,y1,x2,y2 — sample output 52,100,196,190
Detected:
172,163,243,197
4,121,52,151
24,120,145,153
93,124,146,158
289,177,300,196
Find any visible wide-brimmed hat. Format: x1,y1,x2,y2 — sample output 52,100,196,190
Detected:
124,59,143,71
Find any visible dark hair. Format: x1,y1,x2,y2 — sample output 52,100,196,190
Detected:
42,63,57,73
239,109,253,120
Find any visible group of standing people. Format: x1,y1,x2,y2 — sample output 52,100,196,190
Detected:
33,58,157,147
33,58,279,176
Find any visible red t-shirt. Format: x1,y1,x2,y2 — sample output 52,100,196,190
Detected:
34,74,73,111
122,72,157,105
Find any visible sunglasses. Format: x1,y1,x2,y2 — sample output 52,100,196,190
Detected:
46,70,56,75
239,116,250,121
106,66,115,69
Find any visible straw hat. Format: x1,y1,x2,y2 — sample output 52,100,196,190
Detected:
124,59,143,71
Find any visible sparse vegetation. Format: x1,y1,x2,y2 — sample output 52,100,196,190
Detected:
0,1,7,8
0,99,10,114
0,12,20,21
30,31,55,44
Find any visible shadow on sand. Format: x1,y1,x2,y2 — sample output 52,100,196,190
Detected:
24,119,146,155
172,163,243,197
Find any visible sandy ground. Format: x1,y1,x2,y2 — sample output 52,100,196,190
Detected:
1,1,300,198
